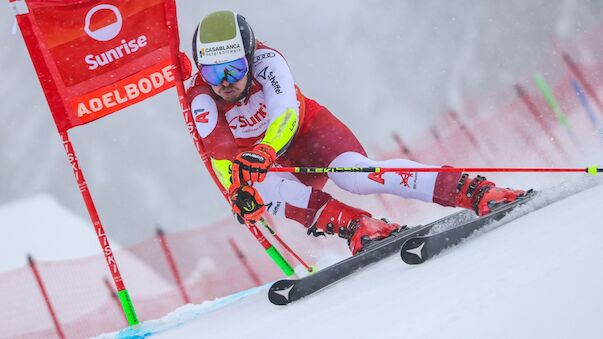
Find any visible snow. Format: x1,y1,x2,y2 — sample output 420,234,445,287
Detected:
0,194,111,272
93,177,603,339
0,194,173,297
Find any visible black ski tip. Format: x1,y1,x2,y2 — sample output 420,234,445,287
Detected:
400,237,427,265
268,280,296,306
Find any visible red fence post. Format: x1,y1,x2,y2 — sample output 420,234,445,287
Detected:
228,237,262,286
430,125,454,163
28,254,65,339
391,132,415,160
156,228,190,304
448,110,494,164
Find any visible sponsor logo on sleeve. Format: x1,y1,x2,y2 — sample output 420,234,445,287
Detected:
191,94,218,137
194,108,210,123
257,66,282,94
254,52,276,63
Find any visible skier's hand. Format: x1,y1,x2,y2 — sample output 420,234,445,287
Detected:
229,184,266,224
232,144,276,185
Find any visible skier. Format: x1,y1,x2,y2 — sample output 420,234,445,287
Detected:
187,10,525,255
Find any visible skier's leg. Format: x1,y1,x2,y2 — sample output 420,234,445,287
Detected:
253,171,312,219
327,151,439,202
271,107,406,253
287,106,524,216
253,171,331,226
254,171,402,254
328,151,525,215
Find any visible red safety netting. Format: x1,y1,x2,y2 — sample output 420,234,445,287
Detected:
0,216,348,339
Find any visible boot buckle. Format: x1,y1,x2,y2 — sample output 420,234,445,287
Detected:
456,173,469,193
466,175,486,198
326,222,334,235
306,224,325,238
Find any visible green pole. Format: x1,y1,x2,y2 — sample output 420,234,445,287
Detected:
533,73,571,128
117,289,139,326
266,246,295,276
534,73,586,151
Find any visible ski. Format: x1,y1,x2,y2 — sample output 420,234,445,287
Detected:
400,190,537,265
268,208,479,305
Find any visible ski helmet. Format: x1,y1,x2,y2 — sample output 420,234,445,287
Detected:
192,10,256,68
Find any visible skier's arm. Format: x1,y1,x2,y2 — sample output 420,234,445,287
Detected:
252,49,300,156
189,86,237,190
231,50,301,185
261,107,298,156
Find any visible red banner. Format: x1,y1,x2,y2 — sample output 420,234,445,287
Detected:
11,0,176,131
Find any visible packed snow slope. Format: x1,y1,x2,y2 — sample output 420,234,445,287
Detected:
98,177,603,339
0,194,104,272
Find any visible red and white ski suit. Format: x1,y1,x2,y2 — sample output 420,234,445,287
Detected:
186,43,457,227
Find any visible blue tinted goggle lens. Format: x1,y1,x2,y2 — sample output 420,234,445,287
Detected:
201,58,249,86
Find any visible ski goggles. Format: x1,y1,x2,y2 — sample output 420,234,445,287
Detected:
200,57,249,86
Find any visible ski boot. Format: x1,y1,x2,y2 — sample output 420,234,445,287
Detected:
455,174,526,216
307,198,404,255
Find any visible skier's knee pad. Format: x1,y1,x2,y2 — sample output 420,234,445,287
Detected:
327,152,375,194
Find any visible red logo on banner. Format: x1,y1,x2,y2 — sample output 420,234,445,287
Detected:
14,0,176,131
37,0,168,87
82,5,149,72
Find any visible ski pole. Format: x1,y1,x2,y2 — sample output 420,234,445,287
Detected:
270,166,601,175
259,218,314,273
250,218,296,277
